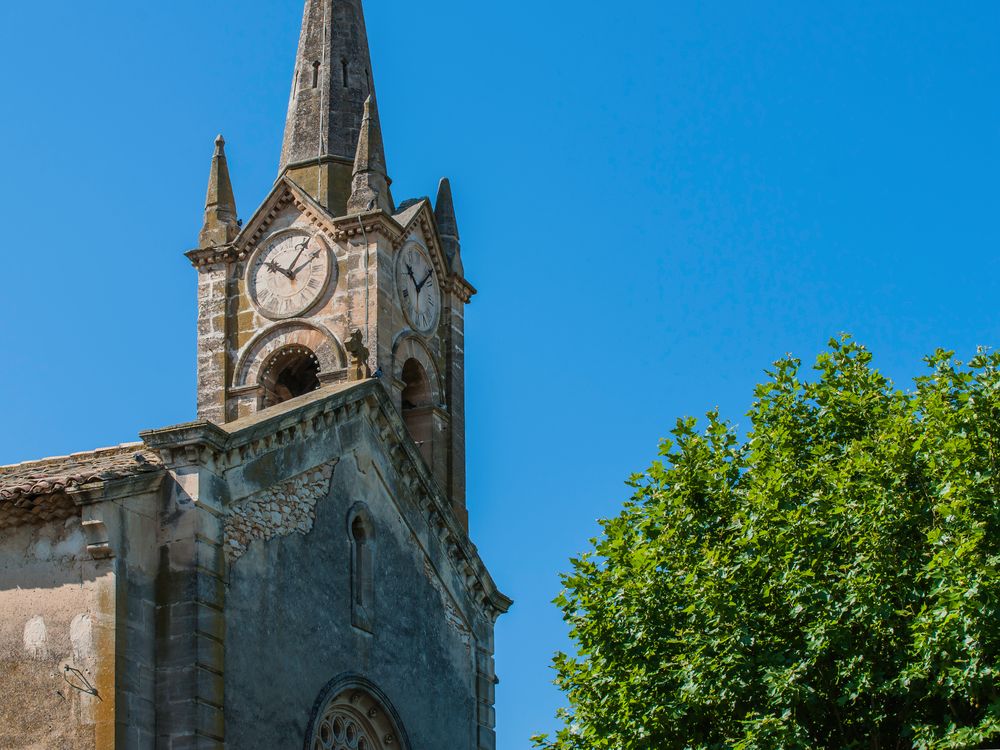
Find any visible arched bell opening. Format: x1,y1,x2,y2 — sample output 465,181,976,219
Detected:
400,358,434,467
260,345,321,408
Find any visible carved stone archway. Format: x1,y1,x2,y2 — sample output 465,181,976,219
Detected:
235,321,348,390
390,333,443,407
306,676,409,750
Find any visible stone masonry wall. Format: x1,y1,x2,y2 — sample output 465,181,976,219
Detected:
196,263,230,424
223,405,485,749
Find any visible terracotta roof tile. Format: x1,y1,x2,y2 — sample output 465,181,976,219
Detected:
0,443,163,530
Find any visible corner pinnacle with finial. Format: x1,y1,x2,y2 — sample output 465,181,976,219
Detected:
435,177,463,275
347,96,394,215
199,134,239,248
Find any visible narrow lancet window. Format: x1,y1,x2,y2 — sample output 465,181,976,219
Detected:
341,58,350,88
312,61,321,88
349,506,375,632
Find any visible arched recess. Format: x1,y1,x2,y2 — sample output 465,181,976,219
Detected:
347,503,375,632
305,675,410,750
390,333,443,407
392,334,446,475
235,321,348,390
399,358,435,468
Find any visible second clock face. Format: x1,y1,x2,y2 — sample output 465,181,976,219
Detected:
395,245,440,334
248,232,333,320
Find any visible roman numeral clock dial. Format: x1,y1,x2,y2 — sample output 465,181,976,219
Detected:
247,232,334,320
395,245,440,334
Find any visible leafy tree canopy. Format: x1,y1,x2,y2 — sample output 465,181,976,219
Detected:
535,338,1000,750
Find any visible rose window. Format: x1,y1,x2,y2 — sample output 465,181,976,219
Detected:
308,688,401,750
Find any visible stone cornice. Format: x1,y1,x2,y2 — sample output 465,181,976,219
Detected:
281,155,354,172
235,178,343,260
360,383,511,620
186,244,236,269
140,421,231,471
331,210,405,245
67,471,166,506
450,275,477,304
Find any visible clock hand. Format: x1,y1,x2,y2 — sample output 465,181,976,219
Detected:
416,269,434,292
284,240,310,278
406,265,421,296
265,260,294,279
289,251,321,278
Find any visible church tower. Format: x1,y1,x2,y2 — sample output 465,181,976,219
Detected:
187,0,475,525
0,3,506,748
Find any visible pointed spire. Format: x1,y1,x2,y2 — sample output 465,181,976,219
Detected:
199,135,239,248
278,0,378,215
435,177,463,274
347,96,394,214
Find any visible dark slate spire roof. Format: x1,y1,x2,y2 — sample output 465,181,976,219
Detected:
347,96,394,214
199,135,239,248
279,0,376,178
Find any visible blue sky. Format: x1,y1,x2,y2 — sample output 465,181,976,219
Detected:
0,0,997,746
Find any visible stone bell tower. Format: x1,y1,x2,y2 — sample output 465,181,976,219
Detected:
0,4,507,749
187,0,475,524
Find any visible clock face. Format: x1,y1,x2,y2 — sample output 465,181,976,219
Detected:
395,244,440,334
247,232,333,320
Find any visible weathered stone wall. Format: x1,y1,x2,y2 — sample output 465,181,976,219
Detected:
375,222,457,498
0,516,109,749
101,486,161,748
202,195,379,422
0,381,502,748
153,460,229,748
196,263,230,424
223,407,481,749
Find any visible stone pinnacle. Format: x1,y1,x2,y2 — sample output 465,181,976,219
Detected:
199,134,239,248
435,177,463,274
347,96,394,215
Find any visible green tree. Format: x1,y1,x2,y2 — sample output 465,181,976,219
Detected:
535,339,1000,750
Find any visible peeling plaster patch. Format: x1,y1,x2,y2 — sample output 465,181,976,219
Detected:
225,461,336,562
29,520,85,561
70,614,95,665
32,537,53,561
23,616,48,659
52,527,85,559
